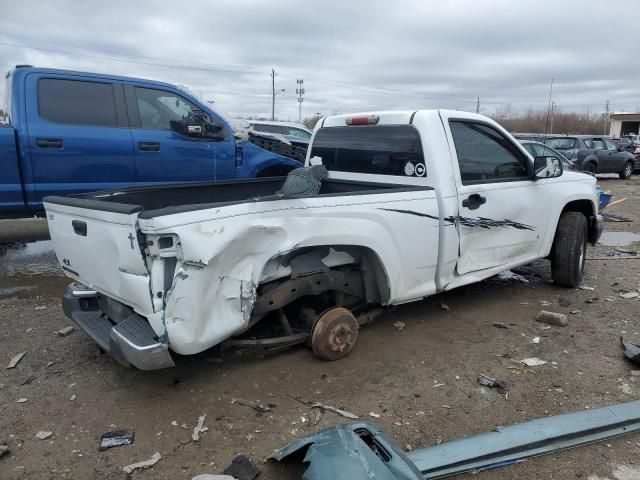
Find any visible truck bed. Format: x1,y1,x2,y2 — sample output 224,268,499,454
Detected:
43,176,429,219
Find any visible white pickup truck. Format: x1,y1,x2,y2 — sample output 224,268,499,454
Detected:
44,110,603,370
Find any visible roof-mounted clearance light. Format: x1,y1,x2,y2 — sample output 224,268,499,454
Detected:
345,115,379,126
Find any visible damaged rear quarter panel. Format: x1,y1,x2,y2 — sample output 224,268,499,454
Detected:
138,191,439,355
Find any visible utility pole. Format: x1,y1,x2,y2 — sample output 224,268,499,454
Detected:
476,97,480,113
604,99,610,135
271,68,276,121
544,78,554,139
296,79,305,123
549,101,556,134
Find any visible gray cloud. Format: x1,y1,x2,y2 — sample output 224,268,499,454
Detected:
1,0,639,121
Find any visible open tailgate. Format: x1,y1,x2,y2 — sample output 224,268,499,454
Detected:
43,196,154,315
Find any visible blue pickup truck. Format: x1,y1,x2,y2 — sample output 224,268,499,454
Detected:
0,66,301,216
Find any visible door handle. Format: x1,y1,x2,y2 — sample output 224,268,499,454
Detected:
36,138,63,149
138,142,160,152
462,193,487,210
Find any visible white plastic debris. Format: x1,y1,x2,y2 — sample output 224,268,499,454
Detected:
520,357,548,367
393,321,405,331
35,431,52,440
35,305,47,311
579,285,595,291
531,337,540,344
619,291,640,299
16,398,28,403
369,412,381,418
192,475,235,480
55,326,75,337
7,352,26,369
122,452,161,473
69,395,77,401
192,414,207,441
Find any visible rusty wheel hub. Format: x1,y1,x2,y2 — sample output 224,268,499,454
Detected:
311,307,359,361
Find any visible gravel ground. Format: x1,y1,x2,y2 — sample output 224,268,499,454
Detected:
1,176,639,480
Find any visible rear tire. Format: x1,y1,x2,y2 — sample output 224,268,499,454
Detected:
551,212,587,288
619,161,633,179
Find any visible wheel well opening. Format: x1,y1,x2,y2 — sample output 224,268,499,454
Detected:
560,200,597,243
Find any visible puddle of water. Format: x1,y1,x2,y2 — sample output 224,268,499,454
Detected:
598,231,640,247
0,240,64,277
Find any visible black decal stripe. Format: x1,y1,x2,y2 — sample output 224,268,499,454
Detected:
379,209,534,231
379,208,439,221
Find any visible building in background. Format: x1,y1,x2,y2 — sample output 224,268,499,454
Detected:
609,112,640,137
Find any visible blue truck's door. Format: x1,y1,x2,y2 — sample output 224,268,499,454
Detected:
24,74,135,200
124,85,236,183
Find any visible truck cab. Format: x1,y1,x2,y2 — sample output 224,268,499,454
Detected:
0,66,300,216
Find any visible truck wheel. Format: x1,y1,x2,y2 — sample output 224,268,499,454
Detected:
551,212,587,288
311,307,358,361
584,162,596,175
619,161,633,179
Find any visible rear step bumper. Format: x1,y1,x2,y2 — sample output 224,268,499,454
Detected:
62,284,174,370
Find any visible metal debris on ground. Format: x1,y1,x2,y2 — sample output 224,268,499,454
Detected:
192,414,208,441
54,326,74,337
602,213,632,223
534,310,568,327
0,441,8,459
287,393,359,420
492,322,508,329
440,303,450,311
621,337,640,365
122,452,161,474
35,431,52,440
393,321,406,331
520,357,548,367
99,430,134,451
270,400,640,480
7,351,26,369
232,398,273,416
222,454,260,480
477,374,509,395
192,475,235,480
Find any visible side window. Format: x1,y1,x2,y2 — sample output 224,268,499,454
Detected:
591,138,605,150
581,139,592,148
288,127,312,139
450,121,530,184
252,124,285,134
541,146,561,159
604,138,618,152
134,87,203,130
38,78,118,127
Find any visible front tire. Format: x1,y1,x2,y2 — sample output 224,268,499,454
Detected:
619,161,633,179
551,212,587,288
584,162,596,175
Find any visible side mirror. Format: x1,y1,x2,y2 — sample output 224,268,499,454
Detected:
534,156,562,179
170,119,226,141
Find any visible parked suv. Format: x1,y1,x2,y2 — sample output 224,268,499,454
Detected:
545,135,636,178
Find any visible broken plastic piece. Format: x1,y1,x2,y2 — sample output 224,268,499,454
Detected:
7,351,26,369
520,357,547,367
621,337,640,365
55,326,75,337
308,401,359,419
35,431,52,440
222,455,260,480
99,430,134,450
192,414,207,441
0,440,8,459
477,374,508,394
122,452,161,473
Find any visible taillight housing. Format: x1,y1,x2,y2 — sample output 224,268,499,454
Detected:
345,115,379,126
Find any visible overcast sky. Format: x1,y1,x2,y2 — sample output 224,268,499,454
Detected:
1,0,639,121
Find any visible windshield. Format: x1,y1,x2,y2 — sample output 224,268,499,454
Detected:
546,137,577,150
310,125,426,177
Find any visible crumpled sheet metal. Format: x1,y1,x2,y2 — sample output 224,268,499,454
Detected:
270,400,640,480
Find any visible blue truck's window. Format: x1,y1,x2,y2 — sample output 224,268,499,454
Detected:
134,87,205,130
38,79,118,127
450,121,529,184
310,125,426,177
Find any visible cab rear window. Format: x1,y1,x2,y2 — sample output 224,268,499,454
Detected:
310,125,426,177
